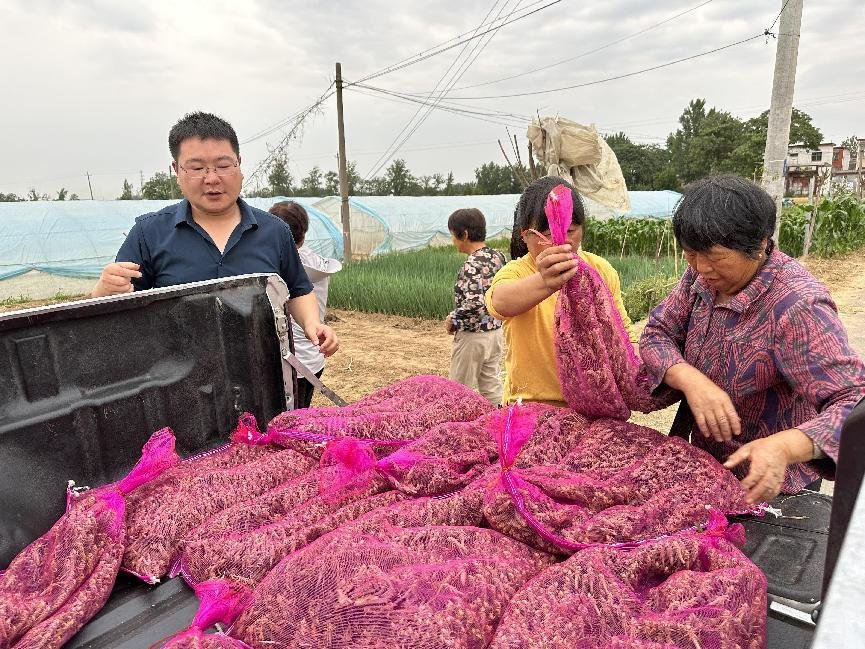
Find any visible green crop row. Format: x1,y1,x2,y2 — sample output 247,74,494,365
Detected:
779,191,865,258
328,244,679,321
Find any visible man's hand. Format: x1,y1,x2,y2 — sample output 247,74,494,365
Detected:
444,315,456,335
303,323,339,357
91,262,142,297
724,429,816,505
535,243,578,292
666,364,741,442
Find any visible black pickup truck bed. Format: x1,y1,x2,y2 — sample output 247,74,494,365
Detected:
1,274,862,647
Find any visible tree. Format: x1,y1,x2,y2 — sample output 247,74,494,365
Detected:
267,154,293,196
384,159,415,196
324,170,339,195
0,192,22,202
70,193,80,200
298,165,324,197
27,188,49,201
842,135,859,170
55,188,69,201
666,99,745,183
729,108,822,179
474,161,520,194
118,179,136,200
141,172,181,200
604,133,671,190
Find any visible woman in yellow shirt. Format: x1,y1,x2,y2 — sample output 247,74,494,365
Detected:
484,176,633,406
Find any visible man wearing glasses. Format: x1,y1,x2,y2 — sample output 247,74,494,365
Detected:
90,111,338,357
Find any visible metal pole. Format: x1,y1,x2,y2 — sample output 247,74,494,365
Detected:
335,62,352,263
761,0,804,241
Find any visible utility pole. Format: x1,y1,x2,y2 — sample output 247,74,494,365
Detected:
86,172,94,200
335,62,352,263
761,0,804,241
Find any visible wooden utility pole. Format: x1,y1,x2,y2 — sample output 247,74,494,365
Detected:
86,172,94,200
761,0,804,241
335,62,352,263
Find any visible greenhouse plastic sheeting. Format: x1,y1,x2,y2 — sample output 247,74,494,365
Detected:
0,198,343,281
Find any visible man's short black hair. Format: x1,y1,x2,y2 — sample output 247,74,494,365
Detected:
673,175,775,258
448,208,487,242
168,111,240,161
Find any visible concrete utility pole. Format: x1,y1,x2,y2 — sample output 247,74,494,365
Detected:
335,62,352,263
86,172,94,200
761,0,804,241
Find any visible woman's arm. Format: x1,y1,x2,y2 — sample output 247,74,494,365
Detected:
488,244,576,318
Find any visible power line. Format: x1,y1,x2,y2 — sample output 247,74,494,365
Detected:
346,0,561,88
241,85,335,145
448,0,717,92
362,0,525,180
400,32,766,101
767,0,792,32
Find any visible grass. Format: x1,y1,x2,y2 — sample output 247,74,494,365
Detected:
329,245,680,320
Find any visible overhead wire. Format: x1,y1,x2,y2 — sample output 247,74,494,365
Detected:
446,0,717,92
362,0,525,180
346,0,561,88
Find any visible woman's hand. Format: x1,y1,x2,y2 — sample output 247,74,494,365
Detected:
535,244,578,292
664,364,741,441
724,429,816,504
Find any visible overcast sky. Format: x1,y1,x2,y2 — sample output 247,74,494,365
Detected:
1,0,862,200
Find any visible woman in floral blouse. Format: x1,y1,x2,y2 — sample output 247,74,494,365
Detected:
445,208,506,403
640,175,865,504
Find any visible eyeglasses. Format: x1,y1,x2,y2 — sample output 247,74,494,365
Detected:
524,228,553,246
177,161,240,179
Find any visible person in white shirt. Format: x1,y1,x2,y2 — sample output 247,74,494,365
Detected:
269,201,343,408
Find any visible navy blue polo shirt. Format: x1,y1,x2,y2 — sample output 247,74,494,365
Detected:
116,198,313,297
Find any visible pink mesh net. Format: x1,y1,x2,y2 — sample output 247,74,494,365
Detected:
489,533,766,649
266,375,494,457
123,421,315,583
483,405,752,554
177,477,408,588
226,524,554,648
154,579,252,649
545,183,673,418
317,412,499,502
0,428,179,648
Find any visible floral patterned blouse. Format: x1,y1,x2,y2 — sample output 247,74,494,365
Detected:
450,247,506,332
640,247,865,493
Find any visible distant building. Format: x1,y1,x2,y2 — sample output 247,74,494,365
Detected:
785,139,864,197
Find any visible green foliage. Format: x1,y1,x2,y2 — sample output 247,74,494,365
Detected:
730,108,823,179
384,159,415,196
604,132,675,190
622,274,680,322
780,191,865,258
667,99,745,183
267,154,293,196
329,247,463,318
474,161,521,194
118,179,137,200
583,217,676,258
141,172,181,200
0,192,23,202
329,245,680,321
297,165,324,197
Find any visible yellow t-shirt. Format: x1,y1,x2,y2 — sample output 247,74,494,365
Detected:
484,250,634,406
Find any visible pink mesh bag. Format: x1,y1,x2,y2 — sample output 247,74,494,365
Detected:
489,531,766,649
544,183,675,418
123,419,316,583
266,375,494,457
483,404,752,554
225,524,554,648
154,579,252,649
177,479,408,588
317,412,500,502
0,428,179,648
